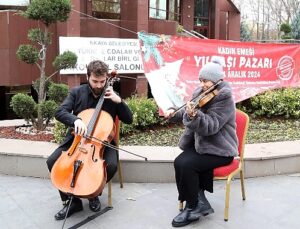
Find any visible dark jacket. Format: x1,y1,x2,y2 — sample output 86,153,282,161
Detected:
171,81,238,157
55,84,133,146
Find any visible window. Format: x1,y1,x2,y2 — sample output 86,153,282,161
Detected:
149,0,181,22
168,0,180,21
194,0,209,37
92,0,120,19
194,0,209,26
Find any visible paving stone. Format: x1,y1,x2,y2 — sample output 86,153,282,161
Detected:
0,174,299,229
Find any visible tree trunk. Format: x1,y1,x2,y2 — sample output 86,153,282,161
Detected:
36,28,48,131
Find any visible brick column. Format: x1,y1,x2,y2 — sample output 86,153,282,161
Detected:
181,0,194,31
136,75,148,97
120,0,149,38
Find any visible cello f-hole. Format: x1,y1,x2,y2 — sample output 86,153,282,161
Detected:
67,141,81,156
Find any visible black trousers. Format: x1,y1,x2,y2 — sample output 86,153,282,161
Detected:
46,141,118,202
174,148,233,208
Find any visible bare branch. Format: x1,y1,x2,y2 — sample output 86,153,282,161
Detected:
45,70,59,82
35,62,41,71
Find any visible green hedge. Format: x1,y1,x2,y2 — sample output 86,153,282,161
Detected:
52,88,300,143
10,82,68,128
120,96,161,135
53,119,68,144
53,96,161,143
237,88,300,118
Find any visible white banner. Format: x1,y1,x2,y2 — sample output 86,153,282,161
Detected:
0,0,29,6
59,37,144,74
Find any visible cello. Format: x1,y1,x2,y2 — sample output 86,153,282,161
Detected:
50,71,118,199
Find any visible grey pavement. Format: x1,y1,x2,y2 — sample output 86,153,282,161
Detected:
0,173,300,229
1,119,300,229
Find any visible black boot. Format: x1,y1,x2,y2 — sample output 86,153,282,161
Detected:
194,189,214,216
88,197,101,212
172,206,200,227
54,198,83,220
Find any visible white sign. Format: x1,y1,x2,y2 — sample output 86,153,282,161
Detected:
59,37,144,74
0,0,29,6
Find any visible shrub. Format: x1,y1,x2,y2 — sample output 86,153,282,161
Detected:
237,88,300,118
32,78,52,95
52,96,161,142
120,96,161,135
11,82,68,130
39,100,58,125
48,83,69,104
53,119,68,144
10,93,37,123
53,51,77,70
16,44,39,64
280,23,291,35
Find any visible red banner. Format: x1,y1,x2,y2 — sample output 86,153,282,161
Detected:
138,32,300,112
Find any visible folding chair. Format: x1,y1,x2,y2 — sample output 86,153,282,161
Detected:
179,109,249,221
213,109,249,221
107,117,124,207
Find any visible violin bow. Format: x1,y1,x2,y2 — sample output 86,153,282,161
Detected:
84,135,148,161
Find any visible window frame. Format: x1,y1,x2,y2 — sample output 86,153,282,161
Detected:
92,0,121,20
149,0,181,22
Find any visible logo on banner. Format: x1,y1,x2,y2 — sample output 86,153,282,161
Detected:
276,56,294,81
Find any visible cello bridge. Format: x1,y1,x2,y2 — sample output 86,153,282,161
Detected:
77,147,88,153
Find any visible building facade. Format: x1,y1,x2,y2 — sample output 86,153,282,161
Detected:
0,0,240,119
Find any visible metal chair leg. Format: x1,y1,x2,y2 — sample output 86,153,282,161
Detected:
108,180,112,207
107,157,124,208
240,170,246,200
224,178,231,221
179,201,184,211
118,160,124,188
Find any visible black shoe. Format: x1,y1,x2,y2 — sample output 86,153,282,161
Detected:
88,197,101,212
172,207,199,227
194,189,214,216
55,199,83,220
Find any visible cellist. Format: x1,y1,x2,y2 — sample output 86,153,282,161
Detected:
46,60,133,220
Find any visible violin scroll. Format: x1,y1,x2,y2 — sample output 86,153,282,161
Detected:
107,69,120,86
110,69,117,77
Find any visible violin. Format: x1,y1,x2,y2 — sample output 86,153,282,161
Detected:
193,88,219,109
170,80,222,117
50,71,118,199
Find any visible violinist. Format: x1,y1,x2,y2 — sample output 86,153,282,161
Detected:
46,60,133,220
164,56,238,227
